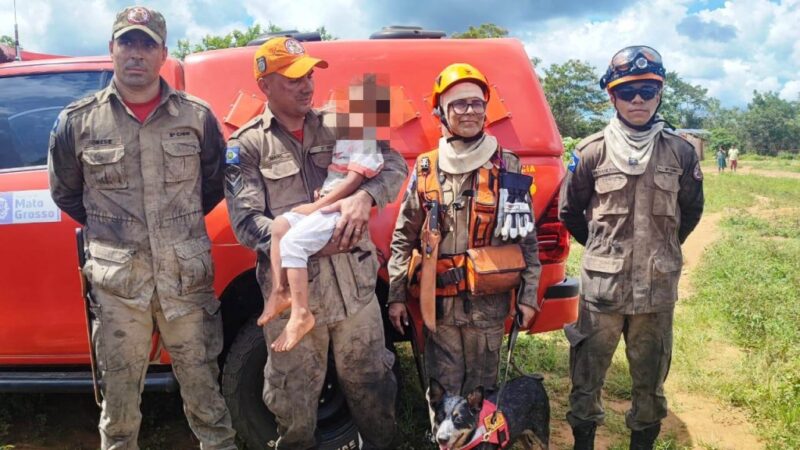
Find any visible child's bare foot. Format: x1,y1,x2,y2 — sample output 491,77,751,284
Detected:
257,289,291,326
271,308,315,352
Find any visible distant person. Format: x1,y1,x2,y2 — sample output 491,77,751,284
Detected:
728,146,739,172
559,45,704,450
716,148,727,173
48,6,236,449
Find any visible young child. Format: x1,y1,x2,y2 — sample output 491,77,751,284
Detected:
258,75,389,352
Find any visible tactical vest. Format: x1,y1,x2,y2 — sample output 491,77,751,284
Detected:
410,147,502,297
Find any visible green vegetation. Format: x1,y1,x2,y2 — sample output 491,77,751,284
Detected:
698,163,800,213
172,23,336,59
681,209,800,448
736,155,800,173
451,23,508,39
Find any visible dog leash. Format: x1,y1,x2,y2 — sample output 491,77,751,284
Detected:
482,292,527,446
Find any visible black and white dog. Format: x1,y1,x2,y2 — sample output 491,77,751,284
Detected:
426,376,550,450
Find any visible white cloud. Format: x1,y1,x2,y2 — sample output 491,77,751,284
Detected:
241,0,372,39
517,0,800,107
2,0,798,108
780,80,800,101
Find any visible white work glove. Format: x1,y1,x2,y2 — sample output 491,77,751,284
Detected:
495,172,535,240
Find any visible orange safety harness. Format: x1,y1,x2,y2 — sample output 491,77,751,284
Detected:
410,147,504,297
458,399,511,450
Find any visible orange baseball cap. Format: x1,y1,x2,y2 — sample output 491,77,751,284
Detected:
253,37,328,80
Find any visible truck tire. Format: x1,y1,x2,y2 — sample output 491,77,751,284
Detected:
221,320,359,450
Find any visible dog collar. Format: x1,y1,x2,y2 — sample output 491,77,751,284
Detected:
459,399,510,450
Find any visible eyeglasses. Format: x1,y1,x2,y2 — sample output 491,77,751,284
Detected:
613,85,661,102
610,46,663,74
449,99,486,114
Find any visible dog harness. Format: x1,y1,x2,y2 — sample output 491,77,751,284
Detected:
412,148,503,297
459,399,511,449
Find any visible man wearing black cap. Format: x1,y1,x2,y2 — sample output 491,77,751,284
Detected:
49,6,236,449
559,46,704,450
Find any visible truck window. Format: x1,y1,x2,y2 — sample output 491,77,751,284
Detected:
0,71,111,170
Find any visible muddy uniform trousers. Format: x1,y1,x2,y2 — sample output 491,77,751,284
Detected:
263,299,397,450
425,295,508,396
565,304,673,431
92,287,236,450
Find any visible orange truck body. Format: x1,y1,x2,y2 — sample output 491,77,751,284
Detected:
0,36,578,447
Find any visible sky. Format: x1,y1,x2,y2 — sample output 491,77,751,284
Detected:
2,0,798,108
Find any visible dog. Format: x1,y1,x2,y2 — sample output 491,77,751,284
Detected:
426,376,550,450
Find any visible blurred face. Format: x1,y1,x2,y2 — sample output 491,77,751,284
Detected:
109,30,166,90
610,81,662,127
261,70,315,120
445,97,487,138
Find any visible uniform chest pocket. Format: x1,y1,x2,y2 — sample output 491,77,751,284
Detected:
652,166,681,216
309,144,333,169
594,173,629,215
163,140,200,183
82,146,127,190
260,156,307,212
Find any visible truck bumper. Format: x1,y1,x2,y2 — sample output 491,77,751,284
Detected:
0,368,178,393
530,277,580,333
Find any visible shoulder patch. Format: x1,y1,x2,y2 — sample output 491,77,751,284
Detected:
225,146,240,165
567,151,580,173
50,116,60,136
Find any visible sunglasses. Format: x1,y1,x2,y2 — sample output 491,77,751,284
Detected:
610,46,663,73
613,85,661,102
449,99,487,114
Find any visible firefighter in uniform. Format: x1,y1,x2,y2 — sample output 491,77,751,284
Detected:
387,63,541,396
559,46,704,450
48,6,236,450
223,37,406,449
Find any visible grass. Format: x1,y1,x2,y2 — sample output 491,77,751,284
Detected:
700,162,800,213
0,392,192,450
3,157,797,449
678,209,800,449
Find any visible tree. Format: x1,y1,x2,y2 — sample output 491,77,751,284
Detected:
0,35,14,46
739,91,800,155
316,26,335,41
451,23,508,39
171,23,335,60
542,59,609,139
659,72,713,129
708,127,739,153
173,24,277,59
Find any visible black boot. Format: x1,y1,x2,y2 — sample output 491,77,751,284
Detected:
572,421,597,450
630,423,661,450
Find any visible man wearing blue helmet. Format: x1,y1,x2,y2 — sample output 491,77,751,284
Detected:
559,46,705,450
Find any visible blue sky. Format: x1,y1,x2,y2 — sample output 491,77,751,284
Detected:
2,0,798,108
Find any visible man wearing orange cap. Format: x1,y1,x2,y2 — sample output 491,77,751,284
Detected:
224,37,405,449
48,6,236,450
559,46,704,450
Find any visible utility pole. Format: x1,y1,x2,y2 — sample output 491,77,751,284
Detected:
14,0,22,61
